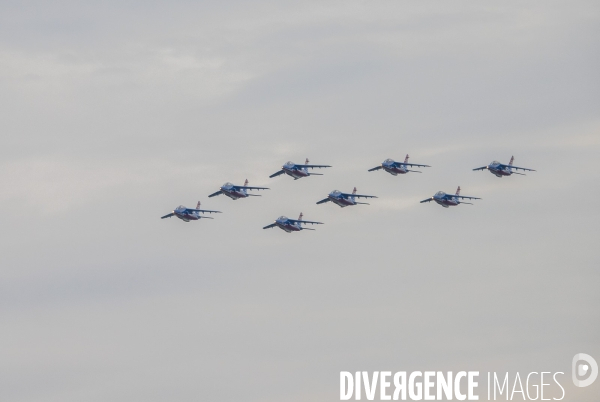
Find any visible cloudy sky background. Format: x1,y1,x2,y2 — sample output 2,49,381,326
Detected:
1,1,599,401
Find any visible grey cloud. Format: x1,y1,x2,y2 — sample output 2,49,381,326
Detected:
0,1,599,401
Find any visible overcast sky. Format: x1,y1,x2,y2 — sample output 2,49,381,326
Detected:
0,1,599,401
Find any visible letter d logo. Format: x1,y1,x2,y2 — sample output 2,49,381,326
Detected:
572,353,598,387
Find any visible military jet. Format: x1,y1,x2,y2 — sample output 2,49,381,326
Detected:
208,179,269,200
161,201,222,222
316,187,377,208
269,158,331,180
368,154,430,175
420,186,481,208
263,212,323,232
473,156,536,177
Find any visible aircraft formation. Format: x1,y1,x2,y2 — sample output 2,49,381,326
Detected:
161,155,536,232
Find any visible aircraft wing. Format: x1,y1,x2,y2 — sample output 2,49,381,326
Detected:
472,166,488,171
316,198,330,204
208,190,223,197
500,164,536,172
269,170,285,178
420,197,433,203
288,219,323,225
452,195,481,200
304,164,331,169
395,162,430,168
161,213,175,219
188,209,222,214
342,193,378,199
263,223,276,229
368,166,382,171
238,186,270,190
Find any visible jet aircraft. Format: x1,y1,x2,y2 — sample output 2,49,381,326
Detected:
316,187,377,208
262,212,323,232
420,186,481,208
269,158,331,180
368,154,430,175
473,156,536,177
161,201,222,222
208,179,269,200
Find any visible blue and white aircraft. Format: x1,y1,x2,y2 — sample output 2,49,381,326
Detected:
208,179,269,200
316,187,377,208
269,158,331,180
263,212,323,233
368,154,430,175
473,156,536,178
161,201,222,222
420,186,481,208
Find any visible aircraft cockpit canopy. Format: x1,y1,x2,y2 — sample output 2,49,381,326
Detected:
435,191,445,197
284,161,295,167
331,190,342,196
176,205,186,211
492,161,500,165
384,158,394,164
277,216,288,221
222,182,234,189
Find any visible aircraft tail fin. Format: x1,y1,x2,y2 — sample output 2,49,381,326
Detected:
244,179,249,187
509,156,514,166
404,154,409,163
298,212,303,221
352,187,357,195
196,201,201,209
305,158,309,165
456,186,461,196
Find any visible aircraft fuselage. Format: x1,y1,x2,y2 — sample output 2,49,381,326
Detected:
276,221,302,232
221,188,248,200
174,211,200,222
434,197,459,208
283,166,310,179
488,164,512,178
328,195,355,208
382,164,408,176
